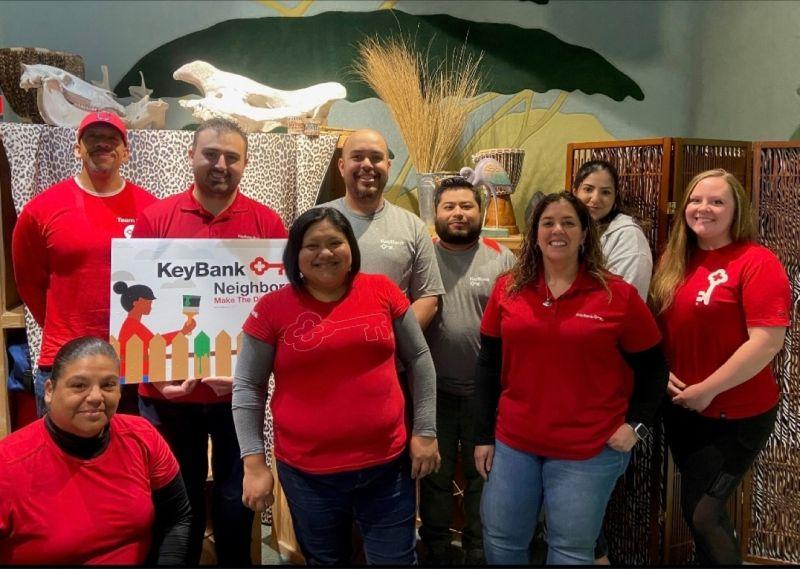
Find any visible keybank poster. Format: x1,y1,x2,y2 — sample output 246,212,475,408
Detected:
110,238,288,383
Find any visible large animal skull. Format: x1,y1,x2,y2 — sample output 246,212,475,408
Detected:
173,60,346,132
20,63,168,130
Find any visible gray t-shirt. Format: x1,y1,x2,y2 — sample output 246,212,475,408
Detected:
425,238,516,396
325,198,444,300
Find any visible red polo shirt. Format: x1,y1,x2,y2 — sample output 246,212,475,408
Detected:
132,185,287,239
132,186,287,403
481,269,661,460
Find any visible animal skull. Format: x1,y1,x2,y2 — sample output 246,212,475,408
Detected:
19,63,167,130
173,60,347,132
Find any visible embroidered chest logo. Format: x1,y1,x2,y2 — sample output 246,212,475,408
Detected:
284,311,391,351
469,276,490,287
695,269,728,305
576,312,605,322
380,239,404,251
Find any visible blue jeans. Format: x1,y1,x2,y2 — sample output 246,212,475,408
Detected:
139,397,254,566
277,455,417,565
481,440,630,565
33,367,51,418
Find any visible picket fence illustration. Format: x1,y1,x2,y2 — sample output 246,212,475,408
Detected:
109,331,244,383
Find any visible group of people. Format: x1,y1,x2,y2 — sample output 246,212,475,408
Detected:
0,110,790,568
4,112,286,565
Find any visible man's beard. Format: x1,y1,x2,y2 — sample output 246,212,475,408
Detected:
197,174,236,197
436,218,482,245
350,179,384,201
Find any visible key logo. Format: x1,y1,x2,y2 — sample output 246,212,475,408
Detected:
696,269,728,305
250,256,284,276
283,311,391,351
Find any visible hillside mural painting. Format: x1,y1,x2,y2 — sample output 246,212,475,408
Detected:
116,7,643,229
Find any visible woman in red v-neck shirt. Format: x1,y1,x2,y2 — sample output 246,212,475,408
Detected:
474,192,668,565
651,169,790,566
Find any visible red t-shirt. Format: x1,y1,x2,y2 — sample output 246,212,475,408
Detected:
661,241,790,419
481,269,661,460
0,414,179,565
242,273,411,474
12,178,157,366
132,186,287,403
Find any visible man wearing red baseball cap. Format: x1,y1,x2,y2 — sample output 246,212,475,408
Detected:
77,110,129,146
12,111,157,416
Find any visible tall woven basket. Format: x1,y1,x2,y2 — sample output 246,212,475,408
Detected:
0,47,85,123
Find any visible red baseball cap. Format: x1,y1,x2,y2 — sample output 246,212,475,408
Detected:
77,111,128,146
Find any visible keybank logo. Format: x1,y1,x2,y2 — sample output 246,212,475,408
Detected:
158,261,246,280
250,256,285,276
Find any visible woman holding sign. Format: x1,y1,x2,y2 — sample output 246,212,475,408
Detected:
232,207,438,565
0,337,191,565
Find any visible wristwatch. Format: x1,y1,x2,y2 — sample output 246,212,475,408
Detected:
627,422,650,442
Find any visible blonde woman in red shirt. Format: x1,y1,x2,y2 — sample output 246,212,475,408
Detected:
651,169,790,565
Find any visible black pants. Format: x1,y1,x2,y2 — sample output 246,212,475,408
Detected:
419,390,484,553
664,403,777,565
139,397,254,566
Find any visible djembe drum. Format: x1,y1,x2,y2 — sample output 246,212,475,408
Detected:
472,148,525,235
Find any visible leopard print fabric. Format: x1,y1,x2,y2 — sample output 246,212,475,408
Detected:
1,124,338,512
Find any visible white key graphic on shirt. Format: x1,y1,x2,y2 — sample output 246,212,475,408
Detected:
695,269,728,305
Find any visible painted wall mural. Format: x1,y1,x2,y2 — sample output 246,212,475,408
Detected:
113,7,642,228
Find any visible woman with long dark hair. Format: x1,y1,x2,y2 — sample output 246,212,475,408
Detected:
572,160,652,300
474,192,668,564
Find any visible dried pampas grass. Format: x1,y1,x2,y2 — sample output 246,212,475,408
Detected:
353,34,484,174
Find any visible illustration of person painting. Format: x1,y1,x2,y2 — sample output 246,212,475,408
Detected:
114,281,196,380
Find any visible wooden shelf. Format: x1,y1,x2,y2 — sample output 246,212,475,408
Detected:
1,305,24,329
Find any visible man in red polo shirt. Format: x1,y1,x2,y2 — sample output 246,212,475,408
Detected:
132,117,287,566
12,111,157,416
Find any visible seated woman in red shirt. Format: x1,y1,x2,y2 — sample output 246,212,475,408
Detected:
0,336,191,565
474,192,668,564
651,169,790,565
232,207,439,565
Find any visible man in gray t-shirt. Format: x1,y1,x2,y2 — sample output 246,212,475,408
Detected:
323,129,444,330
419,177,515,565
322,128,443,481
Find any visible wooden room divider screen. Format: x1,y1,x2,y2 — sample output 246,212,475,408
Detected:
566,138,799,566
748,142,800,564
